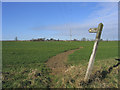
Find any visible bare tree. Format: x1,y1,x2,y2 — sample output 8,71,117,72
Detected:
81,37,86,41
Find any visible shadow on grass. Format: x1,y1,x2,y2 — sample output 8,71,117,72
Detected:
80,59,120,87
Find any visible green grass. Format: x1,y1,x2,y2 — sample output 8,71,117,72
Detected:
53,58,119,88
68,41,118,65
2,63,52,88
2,41,119,88
2,41,81,88
3,41,82,66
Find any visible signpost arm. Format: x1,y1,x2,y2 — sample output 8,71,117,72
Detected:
84,23,103,81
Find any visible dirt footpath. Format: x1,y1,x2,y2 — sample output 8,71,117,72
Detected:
46,47,83,75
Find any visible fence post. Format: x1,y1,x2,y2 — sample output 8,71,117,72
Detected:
84,23,103,81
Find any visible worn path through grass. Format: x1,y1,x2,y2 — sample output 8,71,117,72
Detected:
46,47,83,75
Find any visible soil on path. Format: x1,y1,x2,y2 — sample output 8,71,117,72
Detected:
46,47,83,75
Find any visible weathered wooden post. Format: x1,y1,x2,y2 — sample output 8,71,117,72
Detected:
84,23,103,81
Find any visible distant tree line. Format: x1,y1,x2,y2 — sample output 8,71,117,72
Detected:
14,37,104,41
30,38,60,41
30,37,104,41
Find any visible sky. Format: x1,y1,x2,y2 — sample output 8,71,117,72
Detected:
2,2,118,40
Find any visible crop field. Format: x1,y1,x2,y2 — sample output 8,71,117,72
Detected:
3,41,81,65
2,41,119,88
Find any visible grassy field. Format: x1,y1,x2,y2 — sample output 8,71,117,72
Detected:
3,41,81,66
54,41,119,88
68,41,118,65
2,41,119,88
2,41,81,88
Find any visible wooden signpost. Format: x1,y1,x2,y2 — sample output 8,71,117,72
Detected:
84,23,103,81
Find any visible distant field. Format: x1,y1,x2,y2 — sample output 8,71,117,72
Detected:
2,41,118,88
68,41,118,65
2,41,81,66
